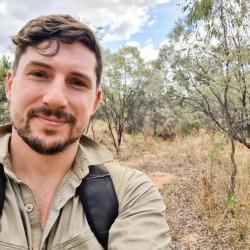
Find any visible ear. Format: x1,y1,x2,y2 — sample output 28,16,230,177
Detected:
91,88,102,115
5,70,14,100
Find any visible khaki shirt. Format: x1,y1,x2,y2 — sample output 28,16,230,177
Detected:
0,124,171,249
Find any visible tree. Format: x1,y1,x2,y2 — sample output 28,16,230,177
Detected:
100,46,165,154
160,0,250,194
0,55,11,124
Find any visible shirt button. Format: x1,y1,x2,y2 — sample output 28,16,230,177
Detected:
25,203,34,213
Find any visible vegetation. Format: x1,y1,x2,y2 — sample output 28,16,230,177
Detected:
160,0,250,195
98,46,166,154
0,55,11,124
88,120,250,249
0,0,249,247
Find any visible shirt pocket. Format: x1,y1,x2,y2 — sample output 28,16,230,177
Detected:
50,234,103,250
0,241,28,250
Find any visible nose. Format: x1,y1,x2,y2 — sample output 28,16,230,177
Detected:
42,77,68,109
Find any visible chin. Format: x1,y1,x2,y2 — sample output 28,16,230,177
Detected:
24,135,79,155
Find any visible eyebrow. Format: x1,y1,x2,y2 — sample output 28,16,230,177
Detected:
70,71,92,83
27,61,53,69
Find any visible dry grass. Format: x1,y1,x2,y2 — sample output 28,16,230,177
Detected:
87,120,250,249
194,137,250,248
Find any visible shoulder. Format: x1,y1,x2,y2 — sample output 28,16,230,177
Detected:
106,163,151,181
106,164,165,210
106,164,154,190
106,164,171,249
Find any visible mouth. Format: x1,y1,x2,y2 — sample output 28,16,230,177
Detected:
35,115,68,127
27,107,76,128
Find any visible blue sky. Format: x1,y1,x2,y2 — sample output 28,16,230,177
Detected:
0,0,184,61
103,0,182,51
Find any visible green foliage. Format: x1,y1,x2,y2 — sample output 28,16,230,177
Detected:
0,102,10,124
227,193,240,209
183,0,214,25
160,0,250,147
99,46,167,152
159,0,250,197
0,55,11,124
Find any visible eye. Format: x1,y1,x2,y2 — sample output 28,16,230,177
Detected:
29,71,48,79
70,78,87,90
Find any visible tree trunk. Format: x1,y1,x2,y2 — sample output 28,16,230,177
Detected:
229,134,237,195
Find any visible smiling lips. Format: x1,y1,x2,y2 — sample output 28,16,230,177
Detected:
36,115,68,127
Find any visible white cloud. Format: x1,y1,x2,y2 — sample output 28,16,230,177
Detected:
103,7,150,42
0,2,7,13
159,38,170,47
0,0,172,57
126,39,159,62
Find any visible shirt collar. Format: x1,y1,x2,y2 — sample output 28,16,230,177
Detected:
0,123,12,164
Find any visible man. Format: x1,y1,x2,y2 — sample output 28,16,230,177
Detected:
0,14,170,249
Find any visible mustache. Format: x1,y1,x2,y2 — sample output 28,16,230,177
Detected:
27,106,76,125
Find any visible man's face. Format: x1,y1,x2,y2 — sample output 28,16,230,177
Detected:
5,41,101,154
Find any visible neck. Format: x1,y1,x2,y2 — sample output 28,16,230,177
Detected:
10,128,79,184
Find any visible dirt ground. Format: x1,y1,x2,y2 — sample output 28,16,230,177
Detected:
91,122,249,249
147,161,214,250
117,152,247,250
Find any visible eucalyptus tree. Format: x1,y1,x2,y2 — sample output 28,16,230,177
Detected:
160,0,250,194
100,46,165,154
0,55,11,124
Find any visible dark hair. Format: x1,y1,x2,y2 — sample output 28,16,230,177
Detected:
12,14,102,87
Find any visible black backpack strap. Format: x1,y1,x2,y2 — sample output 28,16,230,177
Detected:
77,164,119,250
0,163,6,216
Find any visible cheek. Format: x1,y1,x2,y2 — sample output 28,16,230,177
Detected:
75,103,90,120
9,87,41,121
73,94,97,114
72,99,94,127
12,84,41,106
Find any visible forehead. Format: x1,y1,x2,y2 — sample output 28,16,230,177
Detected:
16,41,97,81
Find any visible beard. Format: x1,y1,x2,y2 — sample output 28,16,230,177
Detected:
13,106,82,155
